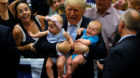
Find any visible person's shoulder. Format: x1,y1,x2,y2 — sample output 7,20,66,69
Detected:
0,25,11,42
0,25,10,33
0,24,9,29
12,24,23,35
83,16,93,20
86,7,96,12
110,5,122,15
84,7,97,17
82,16,93,24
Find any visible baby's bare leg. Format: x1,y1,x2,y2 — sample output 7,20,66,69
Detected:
72,54,85,72
46,57,54,78
66,55,72,78
57,41,72,54
74,42,89,54
57,55,66,78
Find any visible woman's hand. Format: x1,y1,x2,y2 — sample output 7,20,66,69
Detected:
29,43,36,51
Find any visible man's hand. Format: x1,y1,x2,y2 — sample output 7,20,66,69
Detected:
76,39,91,46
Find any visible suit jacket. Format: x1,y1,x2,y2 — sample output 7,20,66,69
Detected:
0,25,20,78
102,36,140,78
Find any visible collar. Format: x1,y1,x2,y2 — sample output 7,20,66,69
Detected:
96,6,114,17
118,34,136,43
68,17,83,29
106,5,114,14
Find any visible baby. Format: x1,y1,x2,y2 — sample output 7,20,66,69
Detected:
29,14,73,78
74,20,102,54
66,20,102,77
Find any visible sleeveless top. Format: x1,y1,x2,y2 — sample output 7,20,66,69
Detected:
0,9,16,30
47,28,67,43
15,16,42,58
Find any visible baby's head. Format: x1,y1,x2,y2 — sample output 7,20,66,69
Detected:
86,20,102,36
45,14,63,34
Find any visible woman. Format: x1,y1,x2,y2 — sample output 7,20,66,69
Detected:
12,1,46,58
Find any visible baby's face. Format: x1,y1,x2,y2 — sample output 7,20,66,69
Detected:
86,23,100,36
48,21,60,34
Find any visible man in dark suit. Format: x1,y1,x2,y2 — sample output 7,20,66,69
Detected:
0,25,20,78
102,9,140,78
37,0,106,78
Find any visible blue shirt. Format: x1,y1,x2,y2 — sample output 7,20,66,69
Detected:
81,29,99,46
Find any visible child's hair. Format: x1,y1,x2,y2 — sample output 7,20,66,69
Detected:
53,14,63,25
88,20,102,33
45,14,63,29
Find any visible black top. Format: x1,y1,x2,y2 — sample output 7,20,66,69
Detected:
0,9,16,30
19,16,43,58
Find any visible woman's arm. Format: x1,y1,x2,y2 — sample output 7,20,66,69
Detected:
8,0,18,18
12,25,35,51
36,15,46,31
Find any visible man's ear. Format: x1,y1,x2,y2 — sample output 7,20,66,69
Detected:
121,21,125,28
118,21,125,34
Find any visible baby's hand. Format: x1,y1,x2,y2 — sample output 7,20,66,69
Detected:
29,43,35,51
77,29,81,35
28,32,34,37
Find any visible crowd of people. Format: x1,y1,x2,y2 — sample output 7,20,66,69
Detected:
0,0,140,78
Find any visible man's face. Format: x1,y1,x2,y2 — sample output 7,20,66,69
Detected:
96,0,111,13
65,4,85,25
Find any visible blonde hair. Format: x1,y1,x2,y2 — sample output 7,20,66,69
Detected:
64,0,86,11
52,14,63,25
88,20,102,33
